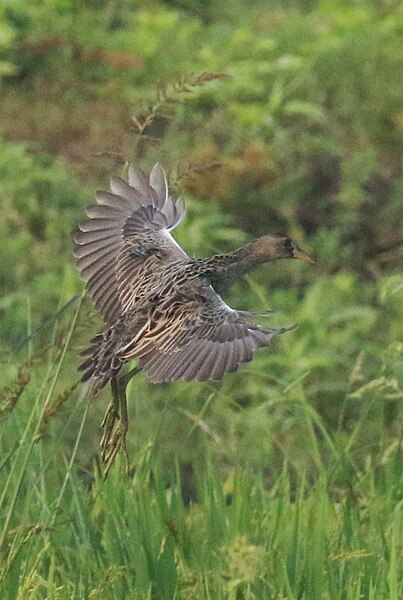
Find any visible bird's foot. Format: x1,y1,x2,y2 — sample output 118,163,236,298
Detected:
101,424,131,479
100,399,119,461
100,401,131,478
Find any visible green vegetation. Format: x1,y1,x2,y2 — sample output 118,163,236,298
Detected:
0,0,402,597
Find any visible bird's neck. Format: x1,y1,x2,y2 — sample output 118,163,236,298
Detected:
201,237,282,291
215,240,271,270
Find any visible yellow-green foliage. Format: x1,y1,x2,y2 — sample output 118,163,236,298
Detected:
0,0,402,597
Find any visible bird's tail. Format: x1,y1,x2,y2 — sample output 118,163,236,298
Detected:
78,332,124,396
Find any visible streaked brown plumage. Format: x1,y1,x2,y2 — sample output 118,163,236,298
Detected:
74,163,312,471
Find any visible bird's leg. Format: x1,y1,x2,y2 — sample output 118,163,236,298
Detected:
101,367,140,478
100,377,120,463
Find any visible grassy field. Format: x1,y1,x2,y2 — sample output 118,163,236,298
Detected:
0,296,401,600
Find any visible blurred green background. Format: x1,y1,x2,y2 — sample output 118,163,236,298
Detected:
1,1,402,597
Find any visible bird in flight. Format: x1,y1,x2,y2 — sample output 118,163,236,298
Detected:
74,163,313,473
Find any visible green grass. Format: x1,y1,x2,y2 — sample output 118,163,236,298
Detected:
0,426,401,600
0,305,402,600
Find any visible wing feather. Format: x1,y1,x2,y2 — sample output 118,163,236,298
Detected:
125,281,291,383
209,341,228,381
84,204,124,219
95,191,136,211
194,342,221,381
109,176,145,204
74,229,120,245
173,341,206,380
73,236,122,258
78,218,124,232
74,162,187,323
81,255,116,282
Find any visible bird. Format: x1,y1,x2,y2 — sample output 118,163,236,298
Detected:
74,162,313,473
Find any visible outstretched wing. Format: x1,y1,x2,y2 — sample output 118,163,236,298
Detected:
74,163,187,324
115,281,293,383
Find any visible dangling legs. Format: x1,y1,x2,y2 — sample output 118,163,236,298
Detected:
100,377,120,463
100,366,140,477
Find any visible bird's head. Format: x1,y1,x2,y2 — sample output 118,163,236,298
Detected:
253,234,314,263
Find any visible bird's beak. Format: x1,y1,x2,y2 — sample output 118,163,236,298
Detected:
292,247,314,264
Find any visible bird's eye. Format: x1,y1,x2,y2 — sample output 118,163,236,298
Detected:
283,238,295,251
